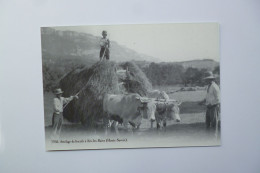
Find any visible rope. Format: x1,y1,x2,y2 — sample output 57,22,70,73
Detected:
63,48,107,109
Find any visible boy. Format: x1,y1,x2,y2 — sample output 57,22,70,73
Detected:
99,30,110,60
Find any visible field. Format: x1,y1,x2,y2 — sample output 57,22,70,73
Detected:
44,86,207,127
153,85,206,102
44,86,221,149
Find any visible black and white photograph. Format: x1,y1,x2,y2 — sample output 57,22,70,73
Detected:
41,23,220,150
2,0,260,172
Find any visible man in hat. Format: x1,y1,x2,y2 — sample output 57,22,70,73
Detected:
52,88,78,139
99,30,110,60
204,71,220,132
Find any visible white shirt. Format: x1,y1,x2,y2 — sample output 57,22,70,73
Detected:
205,81,220,106
100,38,110,48
53,96,73,114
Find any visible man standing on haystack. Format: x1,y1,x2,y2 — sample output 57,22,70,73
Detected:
204,71,220,135
51,88,78,139
99,30,110,60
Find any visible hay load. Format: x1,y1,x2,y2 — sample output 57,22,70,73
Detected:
59,60,152,128
121,61,152,96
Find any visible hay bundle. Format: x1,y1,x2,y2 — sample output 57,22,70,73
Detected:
120,61,152,96
60,61,120,127
59,60,152,128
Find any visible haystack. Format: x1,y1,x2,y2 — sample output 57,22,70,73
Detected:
120,61,152,96
59,60,151,128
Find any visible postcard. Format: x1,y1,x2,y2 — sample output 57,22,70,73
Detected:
41,23,220,150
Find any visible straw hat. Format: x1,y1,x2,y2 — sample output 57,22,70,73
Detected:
54,88,63,95
204,71,216,80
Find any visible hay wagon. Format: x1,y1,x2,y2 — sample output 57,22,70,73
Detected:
59,60,152,128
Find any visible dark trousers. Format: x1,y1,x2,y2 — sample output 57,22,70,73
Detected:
206,104,220,128
100,47,110,60
52,112,63,139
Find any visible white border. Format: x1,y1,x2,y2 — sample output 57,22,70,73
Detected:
1,0,260,173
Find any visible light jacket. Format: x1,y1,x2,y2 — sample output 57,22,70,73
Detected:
205,81,220,106
53,96,73,114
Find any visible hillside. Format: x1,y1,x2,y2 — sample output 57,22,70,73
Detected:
41,27,156,63
41,27,219,71
41,27,219,91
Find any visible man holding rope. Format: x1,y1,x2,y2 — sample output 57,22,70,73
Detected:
51,88,78,139
99,30,110,60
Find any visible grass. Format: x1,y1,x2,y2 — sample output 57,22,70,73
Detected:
154,85,206,102
154,85,207,114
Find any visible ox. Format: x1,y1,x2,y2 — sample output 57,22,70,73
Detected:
103,93,148,134
147,101,181,131
146,90,170,123
147,90,169,101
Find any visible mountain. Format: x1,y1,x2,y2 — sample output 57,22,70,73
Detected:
41,27,218,70
41,27,156,64
41,28,219,91
41,27,160,91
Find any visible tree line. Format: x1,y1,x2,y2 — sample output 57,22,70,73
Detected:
43,60,220,92
142,62,220,86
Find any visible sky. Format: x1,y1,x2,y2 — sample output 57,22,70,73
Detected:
53,23,219,62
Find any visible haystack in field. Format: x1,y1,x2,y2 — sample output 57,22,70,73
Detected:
60,61,120,127
59,60,151,128
120,61,152,96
